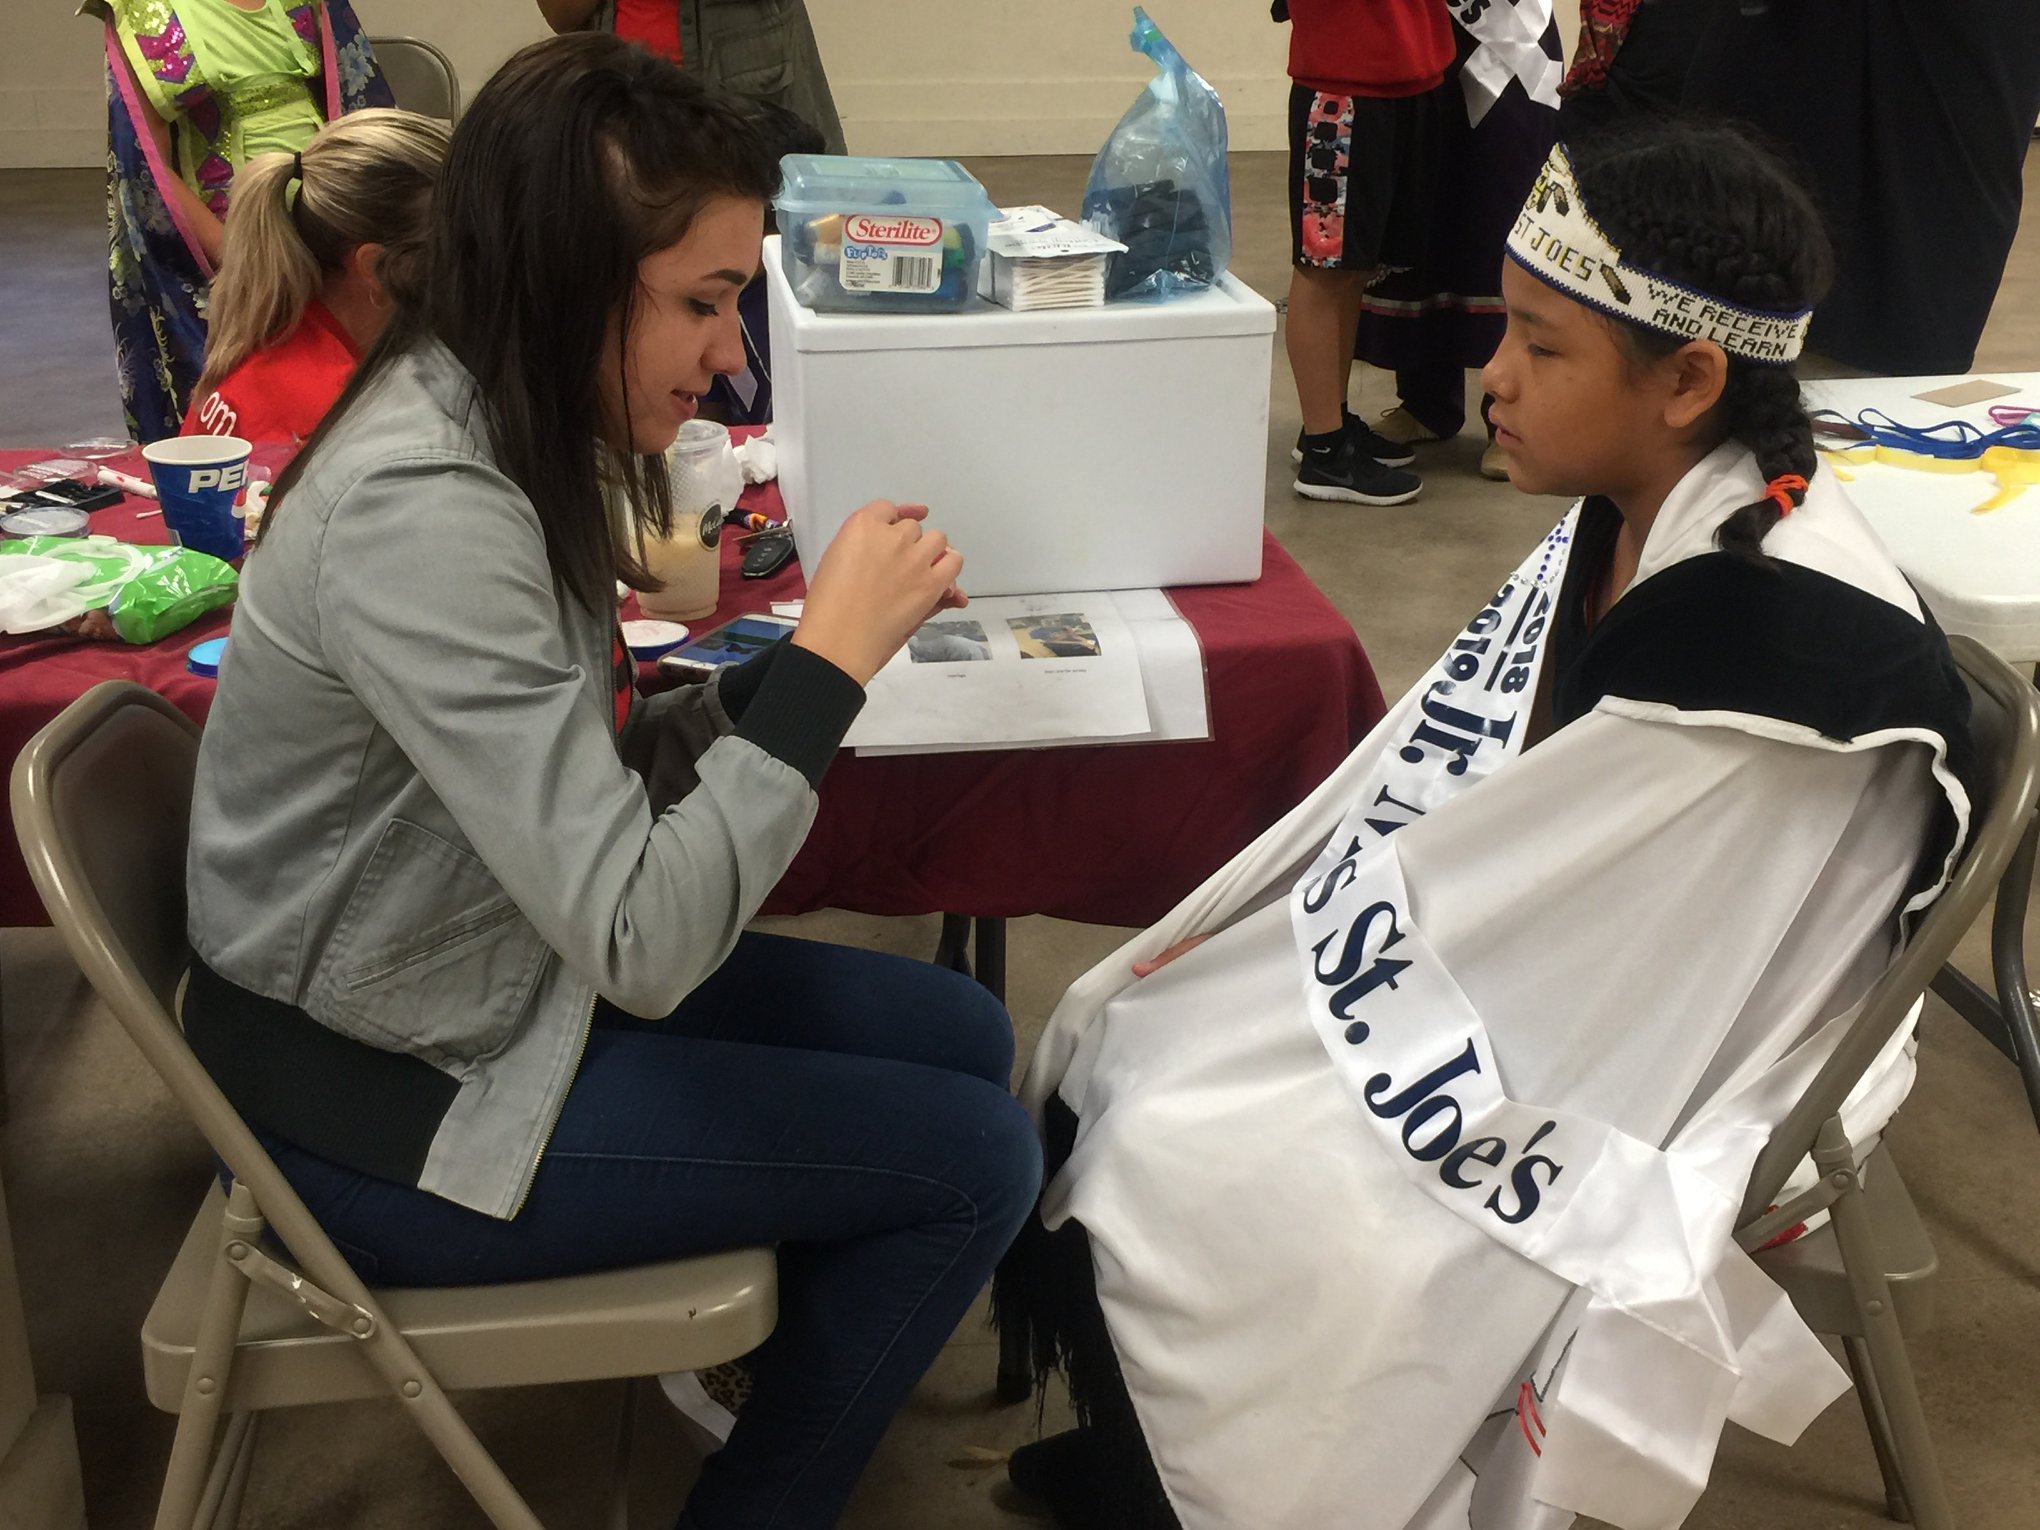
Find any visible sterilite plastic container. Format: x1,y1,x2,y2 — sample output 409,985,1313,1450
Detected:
774,155,997,314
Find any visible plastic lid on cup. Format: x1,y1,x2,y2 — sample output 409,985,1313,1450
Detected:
0,507,90,538
672,420,732,457
64,438,131,461
187,636,229,677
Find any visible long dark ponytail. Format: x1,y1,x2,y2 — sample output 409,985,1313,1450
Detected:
1569,122,1833,564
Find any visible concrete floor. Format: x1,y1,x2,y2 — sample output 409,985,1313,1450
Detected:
2,149,2039,1529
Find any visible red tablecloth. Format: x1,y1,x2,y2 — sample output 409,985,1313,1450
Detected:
1,447,1385,929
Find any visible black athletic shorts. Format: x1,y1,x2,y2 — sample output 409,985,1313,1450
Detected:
1288,81,1449,272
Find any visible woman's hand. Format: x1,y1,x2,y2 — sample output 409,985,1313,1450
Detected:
1131,933,1211,978
792,501,966,686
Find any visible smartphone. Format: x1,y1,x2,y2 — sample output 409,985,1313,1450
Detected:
657,613,799,682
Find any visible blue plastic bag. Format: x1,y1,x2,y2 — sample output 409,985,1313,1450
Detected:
1082,7,1233,303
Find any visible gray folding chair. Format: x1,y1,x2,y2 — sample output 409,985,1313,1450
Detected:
369,35,461,121
1735,634,2040,1530
10,682,775,1530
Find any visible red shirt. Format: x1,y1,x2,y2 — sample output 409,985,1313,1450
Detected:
181,299,361,449
1288,0,1455,97
612,0,682,62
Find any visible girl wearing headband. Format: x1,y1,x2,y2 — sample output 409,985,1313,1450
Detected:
183,109,448,450
998,120,1973,1530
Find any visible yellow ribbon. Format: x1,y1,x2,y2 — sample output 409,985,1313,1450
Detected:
1818,443,2040,512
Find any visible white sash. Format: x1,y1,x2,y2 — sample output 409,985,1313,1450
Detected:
1451,0,1562,127
1287,513,1847,1529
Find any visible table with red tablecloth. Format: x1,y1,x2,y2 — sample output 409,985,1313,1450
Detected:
0,445,1386,930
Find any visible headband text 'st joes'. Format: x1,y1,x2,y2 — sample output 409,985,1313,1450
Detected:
1505,144,1812,366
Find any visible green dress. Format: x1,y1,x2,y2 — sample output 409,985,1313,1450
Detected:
108,0,324,218
90,0,388,441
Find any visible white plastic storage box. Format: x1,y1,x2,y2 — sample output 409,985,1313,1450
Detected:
765,235,1275,597
775,155,997,314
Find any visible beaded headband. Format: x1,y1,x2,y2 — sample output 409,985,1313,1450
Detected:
1505,143,1812,365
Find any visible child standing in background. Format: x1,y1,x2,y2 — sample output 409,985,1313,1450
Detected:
1280,0,1453,508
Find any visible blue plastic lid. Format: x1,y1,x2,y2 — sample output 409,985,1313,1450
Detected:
187,636,228,677
775,155,994,223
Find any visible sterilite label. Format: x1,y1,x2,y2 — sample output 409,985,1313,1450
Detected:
839,213,944,294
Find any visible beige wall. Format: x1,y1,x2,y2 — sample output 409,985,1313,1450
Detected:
5,0,1578,169
813,1,1288,157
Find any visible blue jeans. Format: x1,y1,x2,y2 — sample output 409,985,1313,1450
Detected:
259,933,1043,1530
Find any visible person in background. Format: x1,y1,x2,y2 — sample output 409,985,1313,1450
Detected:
183,108,448,450
534,0,846,156
1279,0,1451,508
702,98,828,428
1678,0,2040,376
1553,0,1713,137
84,0,391,441
1559,0,2040,376
1356,0,1562,481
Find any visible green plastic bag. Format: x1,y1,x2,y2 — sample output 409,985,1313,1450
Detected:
0,535,236,643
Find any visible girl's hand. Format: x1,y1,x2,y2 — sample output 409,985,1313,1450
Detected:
1131,933,1211,978
792,501,966,686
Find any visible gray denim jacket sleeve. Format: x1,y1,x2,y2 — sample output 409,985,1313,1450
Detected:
314,450,817,1018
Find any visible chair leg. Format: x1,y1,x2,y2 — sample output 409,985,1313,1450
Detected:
155,1191,260,1530
193,1413,259,1530
350,1323,548,1530
1842,1337,1912,1523
1829,1174,1956,1530
1988,808,2040,1133
607,1377,639,1530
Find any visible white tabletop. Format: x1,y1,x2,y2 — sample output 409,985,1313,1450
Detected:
1804,373,2040,662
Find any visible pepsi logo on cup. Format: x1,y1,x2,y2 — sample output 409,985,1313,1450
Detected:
182,461,251,495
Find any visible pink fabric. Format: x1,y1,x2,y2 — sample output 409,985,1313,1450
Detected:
105,22,216,279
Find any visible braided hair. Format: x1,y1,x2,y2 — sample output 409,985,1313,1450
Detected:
1568,122,1833,564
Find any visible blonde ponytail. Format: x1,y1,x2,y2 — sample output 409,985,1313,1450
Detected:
198,109,451,399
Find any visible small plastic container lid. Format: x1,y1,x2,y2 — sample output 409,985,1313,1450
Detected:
622,619,691,659
0,506,90,538
64,438,130,461
187,636,228,677
775,155,994,223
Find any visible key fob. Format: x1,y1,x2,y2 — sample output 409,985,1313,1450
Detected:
741,526,796,579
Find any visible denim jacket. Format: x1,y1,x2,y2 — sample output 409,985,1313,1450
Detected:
185,341,860,1217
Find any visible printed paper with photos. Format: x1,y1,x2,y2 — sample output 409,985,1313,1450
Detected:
846,592,1151,751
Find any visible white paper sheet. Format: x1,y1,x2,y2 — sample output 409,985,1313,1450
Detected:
843,591,1153,752
852,588,1210,756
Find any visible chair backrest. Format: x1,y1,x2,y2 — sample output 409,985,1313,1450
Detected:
10,683,384,1309
368,35,460,122
1739,635,2040,1222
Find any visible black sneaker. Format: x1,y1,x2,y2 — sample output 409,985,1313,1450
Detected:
1290,413,1417,469
1294,432,1422,505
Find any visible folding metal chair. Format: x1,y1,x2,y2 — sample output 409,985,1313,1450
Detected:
1736,634,2040,1529
368,35,461,121
11,682,775,1529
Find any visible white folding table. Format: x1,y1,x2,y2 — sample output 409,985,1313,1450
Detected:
1807,373,2040,1128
